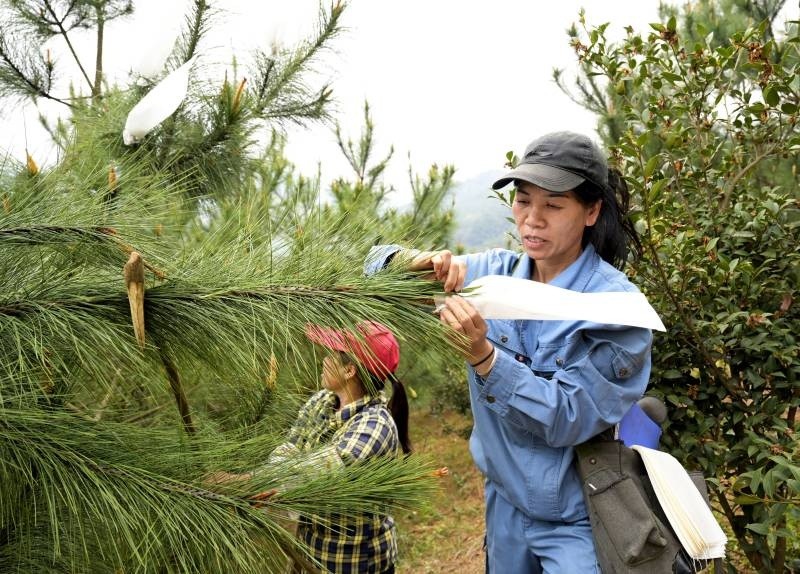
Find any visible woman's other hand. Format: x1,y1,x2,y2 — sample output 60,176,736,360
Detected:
438,295,493,364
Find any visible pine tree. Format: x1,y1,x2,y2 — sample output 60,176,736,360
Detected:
0,2,453,571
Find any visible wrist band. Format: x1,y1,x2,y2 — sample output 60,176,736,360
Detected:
469,347,495,368
476,349,498,377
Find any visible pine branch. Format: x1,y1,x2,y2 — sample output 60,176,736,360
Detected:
0,224,167,277
0,31,71,107
0,403,437,572
41,0,93,92
0,223,452,422
173,0,212,64
250,2,345,126
0,223,128,250
0,406,302,571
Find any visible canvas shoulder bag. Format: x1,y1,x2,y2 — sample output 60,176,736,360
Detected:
575,439,721,574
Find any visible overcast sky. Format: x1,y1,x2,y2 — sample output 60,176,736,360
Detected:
235,0,666,200
4,1,793,203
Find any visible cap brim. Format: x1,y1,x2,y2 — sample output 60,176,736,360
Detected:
305,324,350,353
305,324,387,378
491,163,585,192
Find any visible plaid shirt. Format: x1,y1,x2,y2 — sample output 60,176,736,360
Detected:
276,389,400,574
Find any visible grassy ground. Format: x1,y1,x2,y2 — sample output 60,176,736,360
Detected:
391,406,767,574
395,407,485,574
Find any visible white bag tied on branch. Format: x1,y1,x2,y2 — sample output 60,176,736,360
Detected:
123,56,197,145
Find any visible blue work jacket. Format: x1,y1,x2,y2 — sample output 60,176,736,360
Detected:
366,244,653,522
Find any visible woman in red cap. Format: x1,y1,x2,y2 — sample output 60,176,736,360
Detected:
212,321,410,574
286,320,411,574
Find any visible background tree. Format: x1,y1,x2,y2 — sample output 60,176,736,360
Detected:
0,1,457,572
196,98,461,414
326,102,460,404
559,6,799,572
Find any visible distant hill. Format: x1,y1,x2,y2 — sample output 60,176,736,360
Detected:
450,170,517,251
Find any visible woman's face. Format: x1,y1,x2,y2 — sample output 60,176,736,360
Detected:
512,182,600,281
321,353,350,391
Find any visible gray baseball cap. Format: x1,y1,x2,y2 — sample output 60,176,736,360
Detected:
491,131,609,192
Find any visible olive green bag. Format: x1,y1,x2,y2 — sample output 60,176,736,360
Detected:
575,439,723,574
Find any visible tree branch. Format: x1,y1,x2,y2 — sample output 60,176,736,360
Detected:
42,0,93,92
160,351,195,435
0,38,73,107
92,3,105,99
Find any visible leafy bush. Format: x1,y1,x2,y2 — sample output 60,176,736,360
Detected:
428,363,473,418
565,11,800,572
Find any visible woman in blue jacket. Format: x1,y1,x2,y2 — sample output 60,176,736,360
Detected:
365,131,652,573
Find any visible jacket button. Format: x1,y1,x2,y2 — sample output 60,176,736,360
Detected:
486,395,496,403
555,358,564,366
619,368,629,377
500,335,508,343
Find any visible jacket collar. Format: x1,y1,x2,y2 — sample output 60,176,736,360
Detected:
513,244,599,292
323,390,386,425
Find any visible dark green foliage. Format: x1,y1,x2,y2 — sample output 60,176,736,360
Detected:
563,7,800,572
428,362,472,417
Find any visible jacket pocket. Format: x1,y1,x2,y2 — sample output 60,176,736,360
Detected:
487,321,530,364
583,466,671,566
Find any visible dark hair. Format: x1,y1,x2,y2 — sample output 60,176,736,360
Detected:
339,352,412,454
573,167,642,269
371,372,412,455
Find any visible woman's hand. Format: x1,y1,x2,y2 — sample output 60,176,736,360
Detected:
438,295,493,365
406,249,466,292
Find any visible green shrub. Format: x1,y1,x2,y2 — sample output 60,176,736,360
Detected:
569,13,800,572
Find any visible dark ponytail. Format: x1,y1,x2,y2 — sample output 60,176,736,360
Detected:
575,167,642,269
386,375,411,455
366,371,411,454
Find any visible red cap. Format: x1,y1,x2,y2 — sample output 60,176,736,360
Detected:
305,321,400,379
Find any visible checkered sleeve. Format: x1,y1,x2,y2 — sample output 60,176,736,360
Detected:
279,407,399,474
284,390,328,447
336,408,398,464
295,403,400,573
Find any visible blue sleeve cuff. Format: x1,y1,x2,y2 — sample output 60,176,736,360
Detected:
364,244,403,275
473,351,515,415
